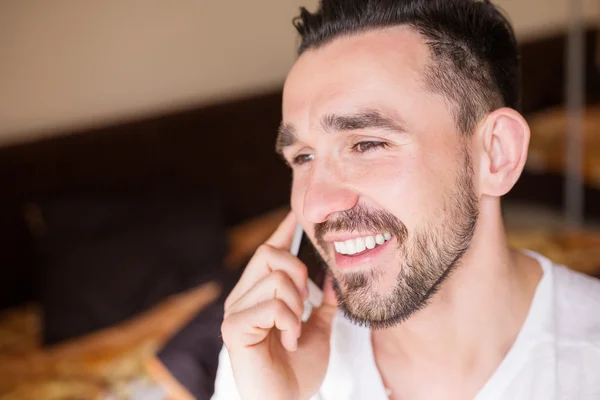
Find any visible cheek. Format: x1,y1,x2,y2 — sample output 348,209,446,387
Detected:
349,153,451,226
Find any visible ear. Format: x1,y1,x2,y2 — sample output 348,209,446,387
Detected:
477,108,530,197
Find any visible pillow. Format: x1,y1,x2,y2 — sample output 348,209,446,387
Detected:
28,189,228,345
156,266,244,400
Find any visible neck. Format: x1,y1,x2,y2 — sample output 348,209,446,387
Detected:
373,199,543,375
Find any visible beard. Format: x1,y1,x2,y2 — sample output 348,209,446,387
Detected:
313,149,479,329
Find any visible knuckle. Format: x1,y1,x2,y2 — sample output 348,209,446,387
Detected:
268,298,287,315
256,243,273,258
269,269,289,286
223,295,234,311
286,256,307,279
220,319,232,344
297,264,309,281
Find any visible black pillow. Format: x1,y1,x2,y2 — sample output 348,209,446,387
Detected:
30,190,228,345
157,264,244,400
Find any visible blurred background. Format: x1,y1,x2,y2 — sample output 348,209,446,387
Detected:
1,0,600,399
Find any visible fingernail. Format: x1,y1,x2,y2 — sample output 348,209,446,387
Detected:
290,339,298,352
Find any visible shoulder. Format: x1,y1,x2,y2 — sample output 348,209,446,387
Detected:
548,260,600,344
520,253,600,396
553,262,600,299
553,263,600,320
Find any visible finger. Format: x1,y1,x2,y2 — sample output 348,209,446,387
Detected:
322,273,338,307
225,245,308,311
299,273,338,338
221,299,301,352
265,211,297,249
224,270,305,321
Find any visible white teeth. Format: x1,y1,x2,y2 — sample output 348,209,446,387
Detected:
345,239,356,254
365,236,376,249
355,237,366,253
333,233,393,255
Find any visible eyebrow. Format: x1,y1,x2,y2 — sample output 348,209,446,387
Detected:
275,109,406,155
275,122,297,155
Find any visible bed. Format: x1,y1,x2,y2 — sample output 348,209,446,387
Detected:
1,206,599,400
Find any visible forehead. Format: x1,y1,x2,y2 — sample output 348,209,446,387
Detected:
283,26,432,122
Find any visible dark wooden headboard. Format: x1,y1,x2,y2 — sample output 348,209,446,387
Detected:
0,92,292,309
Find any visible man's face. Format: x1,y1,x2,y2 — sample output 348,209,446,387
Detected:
280,27,479,328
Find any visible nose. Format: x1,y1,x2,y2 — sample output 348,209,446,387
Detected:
302,161,359,224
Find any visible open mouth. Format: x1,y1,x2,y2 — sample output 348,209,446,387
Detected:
333,232,392,256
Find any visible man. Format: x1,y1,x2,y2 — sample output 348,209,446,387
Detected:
213,0,600,399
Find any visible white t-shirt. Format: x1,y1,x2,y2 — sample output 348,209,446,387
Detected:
212,251,600,399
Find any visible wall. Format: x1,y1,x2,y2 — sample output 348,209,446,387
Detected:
497,0,599,39
0,0,597,146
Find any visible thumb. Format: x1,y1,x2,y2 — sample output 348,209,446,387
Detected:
321,273,338,307
302,275,338,336
308,274,338,327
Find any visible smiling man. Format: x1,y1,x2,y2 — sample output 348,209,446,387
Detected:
213,1,600,399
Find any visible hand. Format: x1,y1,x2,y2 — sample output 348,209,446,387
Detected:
221,212,338,400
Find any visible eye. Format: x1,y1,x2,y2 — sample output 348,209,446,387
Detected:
351,141,389,153
291,153,314,166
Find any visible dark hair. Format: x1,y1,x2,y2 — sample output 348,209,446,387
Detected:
293,0,520,135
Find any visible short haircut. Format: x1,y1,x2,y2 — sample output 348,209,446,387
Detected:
293,0,520,135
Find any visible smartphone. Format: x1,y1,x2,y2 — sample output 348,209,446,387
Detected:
290,224,325,321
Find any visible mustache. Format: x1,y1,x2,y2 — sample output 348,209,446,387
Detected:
314,204,408,251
